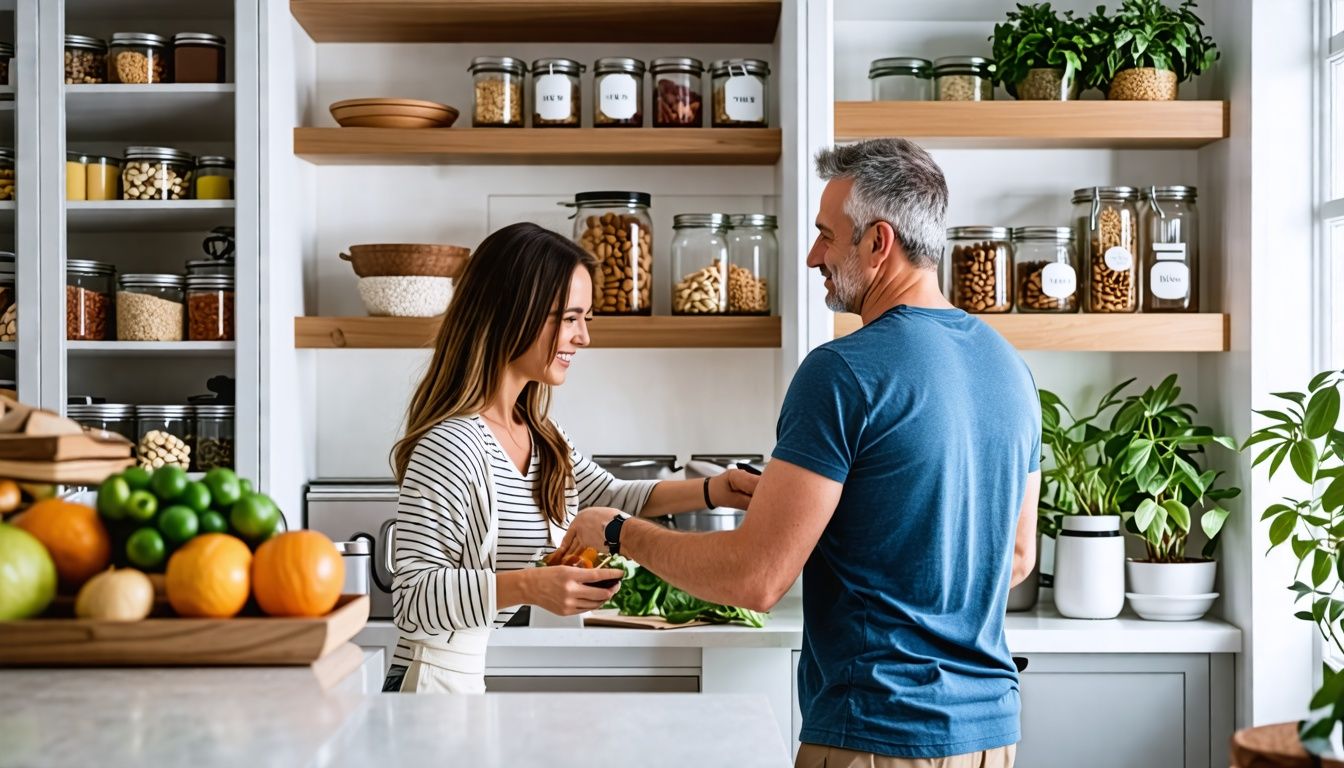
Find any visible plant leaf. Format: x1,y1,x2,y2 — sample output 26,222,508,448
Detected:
1290,439,1320,484
1294,536,1319,560
1134,498,1160,532
1313,550,1332,587
1269,512,1298,547
1305,387,1342,439
1163,498,1191,532
1309,369,1337,392
1201,505,1229,541
1324,474,1344,512
1272,391,1307,406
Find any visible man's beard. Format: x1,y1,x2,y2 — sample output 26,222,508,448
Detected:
823,248,865,314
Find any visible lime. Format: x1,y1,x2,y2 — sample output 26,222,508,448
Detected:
121,466,152,492
124,490,158,523
198,510,229,534
239,478,254,496
230,494,280,540
150,466,190,502
180,481,212,513
156,505,199,546
126,527,166,570
97,476,132,521
203,468,242,509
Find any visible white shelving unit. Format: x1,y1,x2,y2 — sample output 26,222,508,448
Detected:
65,200,236,231
65,83,235,142
66,341,237,356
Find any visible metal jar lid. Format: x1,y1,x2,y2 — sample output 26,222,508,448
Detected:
530,57,584,76
68,403,136,419
594,57,646,77
869,57,933,78
111,32,169,49
88,155,121,166
709,58,770,77
573,190,652,208
948,226,1011,240
0,147,13,162
67,151,90,164
467,56,526,76
68,259,116,277
120,273,185,289
124,146,194,164
0,251,14,277
1071,186,1139,203
728,214,778,229
196,155,234,169
194,404,234,419
1011,226,1073,241
136,404,193,419
186,257,234,275
0,43,13,58
673,213,728,230
186,275,234,291
172,32,226,48
64,35,107,52
1145,185,1197,201
650,57,705,75
933,55,994,73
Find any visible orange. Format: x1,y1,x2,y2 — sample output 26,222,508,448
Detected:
13,499,110,589
252,530,344,617
164,533,252,618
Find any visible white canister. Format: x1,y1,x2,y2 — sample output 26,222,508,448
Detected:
335,539,371,596
1052,516,1125,619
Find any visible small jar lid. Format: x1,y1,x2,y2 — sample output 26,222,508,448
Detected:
728,214,778,229
124,145,194,164
1011,226,1073,241
194,404,234,418
136,404,193,418
68,403,136,419
0,147,14,161
67,151,90,163
68,259,116,277
574,190,652,208
530,57,584,76
111,32,169,49
933,55,994,73
335,539,371,555
594,57,646,76
0,43,13,58
186,275,234,290
120,273,185,289
467,56,527,76
64,35,107,51
1071,186,1140,203
650,57,705,75
948,226,1011,240
88,155,121,165
869,57,933,78
186,257,235,275
673,213,728,230
172,32,226,48
196,155,234,169
709,58,771,77
0,251,14,277
1145,185,1198,200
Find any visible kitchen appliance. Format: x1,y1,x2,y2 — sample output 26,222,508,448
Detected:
681,454,762,531
592,454,679,528
306,481,398,620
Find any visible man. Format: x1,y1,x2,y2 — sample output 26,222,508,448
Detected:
561,138,1040,768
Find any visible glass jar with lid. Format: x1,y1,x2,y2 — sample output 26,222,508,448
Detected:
594,57,645,127
468,56,526,127
869,57,933,101
1012,227,1078,313
86,155,120,201
726,214,777,315
122,146,193,200
194,404,234,471
135,405,192,470
0,251,14,322
186,274,234,341
67,403,137,444
172,32,226,84
1141,186,1199,312
570,191,653,315
67,259,116,341
671,214,729,315
1072,186,1140,313
117,273,184,341
651,57,705,127
933,56,995,101
194,155,233,200
187,256,234,278
710,58,770,127
109,32,170,84
947,226,1013,313
66,152,89,201
0,148,14,201
530,58,583,127
65,35,107,84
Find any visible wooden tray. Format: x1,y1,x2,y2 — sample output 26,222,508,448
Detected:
584,609,709,630
0,594,369,667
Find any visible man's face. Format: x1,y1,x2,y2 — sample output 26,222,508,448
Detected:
807,178,869,314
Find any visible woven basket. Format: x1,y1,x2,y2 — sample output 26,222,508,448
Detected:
341,243,470,278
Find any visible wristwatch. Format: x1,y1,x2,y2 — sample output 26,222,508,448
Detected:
604,512,631,555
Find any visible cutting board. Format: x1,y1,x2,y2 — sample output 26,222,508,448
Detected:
584,609,710,630
0,456,134,484
0,431,133,462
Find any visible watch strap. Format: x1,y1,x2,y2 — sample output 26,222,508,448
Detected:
604,512,630,555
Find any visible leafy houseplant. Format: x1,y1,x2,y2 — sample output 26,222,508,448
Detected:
1085,0,1219,100
990,3,1099,100
1038,380,1132,535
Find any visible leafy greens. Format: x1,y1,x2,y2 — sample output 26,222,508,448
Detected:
603,556,767,628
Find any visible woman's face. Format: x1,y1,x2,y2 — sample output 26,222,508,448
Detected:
515,265,593,387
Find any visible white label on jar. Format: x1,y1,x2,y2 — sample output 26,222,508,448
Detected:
599,74,638,120
1153,242,1187,261
1104,246,1133,272
1150,262,1190,300
1041,262,1077,299
725,75,764,122
535,73,571,120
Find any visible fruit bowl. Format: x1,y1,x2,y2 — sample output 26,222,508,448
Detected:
341,243,470,278
330,98,458,129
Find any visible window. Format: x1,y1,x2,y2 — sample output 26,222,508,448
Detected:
1324,3,1344,367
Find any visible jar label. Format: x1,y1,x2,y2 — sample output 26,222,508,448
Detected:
1041,262,1077,299
536,73,572,120
1103,246,1133,272
599,74,638,120
1153,242,1187,261
1150,262,1190,300
725,75,764,122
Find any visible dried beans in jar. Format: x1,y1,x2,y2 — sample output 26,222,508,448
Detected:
947,226,1013,313
1072,186,1139,313
650,57,705,127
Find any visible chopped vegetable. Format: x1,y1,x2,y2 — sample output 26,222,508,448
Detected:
602,555,767,628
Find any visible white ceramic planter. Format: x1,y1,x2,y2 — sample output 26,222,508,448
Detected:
1126,559,1217,596
1052,516,1125,619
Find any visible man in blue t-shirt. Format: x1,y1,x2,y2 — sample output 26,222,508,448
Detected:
560,138,1040,768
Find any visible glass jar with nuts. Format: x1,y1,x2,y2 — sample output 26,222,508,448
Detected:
67,259,116,341
135,405,192,470
933,56,995,101
530,57,583,127
726,213,777,315
0,147,14,201
0,252,14,337
1073,186,1140,313
569,191,654,316
710,58,770,128
109,32,170,84
117,273,185,341
122,146,193,200
1011,227,1078,313
947,226,1014,313
594,57,646,127
671,213,729,315
651,57,705,127
193,404,234,471
65,35,108,84
468,56,526,127
67,402,136,444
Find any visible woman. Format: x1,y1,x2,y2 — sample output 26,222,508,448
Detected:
385,222,759,693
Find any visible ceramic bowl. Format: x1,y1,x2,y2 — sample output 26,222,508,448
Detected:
1125,592,1219,621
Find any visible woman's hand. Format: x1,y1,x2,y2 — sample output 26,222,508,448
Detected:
709,468,759,510
524,565,623,616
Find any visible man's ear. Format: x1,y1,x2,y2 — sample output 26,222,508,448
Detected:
869,220,899,269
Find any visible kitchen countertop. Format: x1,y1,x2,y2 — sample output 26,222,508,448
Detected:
0,651,789,768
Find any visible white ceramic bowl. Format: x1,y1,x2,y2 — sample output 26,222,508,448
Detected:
1125,592,1219,621
357,275,453,317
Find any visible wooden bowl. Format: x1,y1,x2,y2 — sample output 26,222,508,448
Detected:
341,243,471,278
330,98,459,129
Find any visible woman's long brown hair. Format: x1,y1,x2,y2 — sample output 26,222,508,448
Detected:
392,222,597,527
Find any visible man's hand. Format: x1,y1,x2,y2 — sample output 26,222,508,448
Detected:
709,468,760,510
557,506,622,559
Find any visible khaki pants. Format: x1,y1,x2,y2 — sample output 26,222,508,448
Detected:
796,743,1016,768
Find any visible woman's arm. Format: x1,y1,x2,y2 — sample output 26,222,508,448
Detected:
638,471,759,517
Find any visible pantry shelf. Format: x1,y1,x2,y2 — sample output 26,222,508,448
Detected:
65,200,235,232
290,0,781,43
293,127,782,165
295,315,783,349
0,201,12,231
65,84,235,143
66,341,237,357
833,313,1229,352
834,101,1229,149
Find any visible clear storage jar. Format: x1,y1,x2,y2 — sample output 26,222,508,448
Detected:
1012,227,1078,313
1141,186,1199,312
651,57,705,127
947,226,1013,313
86,156,121,200
172,32,226,84
109,32,170,84
186,274,234,341
1073,186,1140,313
594,57,645,127
726,213,777,315
67,403,137,443
194,155,233,200
869,57,933,101
117,273,184,341
933,56,995,101
66,152,88,201
67,259,116,341
194,404,233,471
530,57,582,127
122,146,193,200
135,405,192,470
187,256,234,278
0,251,14,321
468,56,526,127
571,191,653,315
710,58,770,127
0,42,12,85
65,35,107,84
0,147,14,201
671,213,729,315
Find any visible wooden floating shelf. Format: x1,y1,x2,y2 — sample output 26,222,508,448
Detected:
291,0,781,43
294,127,782,166
834,101,1229,149
295,315,782,349
833,313,1229,352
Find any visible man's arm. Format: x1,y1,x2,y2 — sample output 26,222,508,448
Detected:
1011,471,1041,588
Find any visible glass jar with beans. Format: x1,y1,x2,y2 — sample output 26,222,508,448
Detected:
1140,186,1199,312
0,148,14,201
172,32,226,84
65,35,108,84
0,251,14,329
1012,227,1079,313
193,404,233,471
671,214,729,315
933,56,995,101
710,58,770,127
726,214,777,315
67,402,136,444
67,259,116,341
186,274,234,341
135,405,192,470
117,273,184,341
651,57,705,127
594,57,646,127
530,57,583,127
569,191,653,315
468,56,526,127
109,32,170,84
1073,186,1140,313
947,226,1014,313
122,146,193,200
869,57,933,101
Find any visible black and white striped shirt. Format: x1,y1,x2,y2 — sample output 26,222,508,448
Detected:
391,416,656,667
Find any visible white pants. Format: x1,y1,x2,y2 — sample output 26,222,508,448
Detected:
400,632,488,694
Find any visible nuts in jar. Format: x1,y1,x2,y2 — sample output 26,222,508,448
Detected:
64,35,107,84
673,260,726,314
109,32,170,84
651,57,705,127
137,429,190,470
117,273,184,341
0,147,14,201
594,58,646,127
728,263,770,314
725,213,777,315
1073,187,1139,313
0,303,14,342
571,191,654,315
710,59,770,127
530,57,583,127
122,146,193,200
947,227,1013,313
468,56,526,127
1011,226,1078,313
933,56,995,101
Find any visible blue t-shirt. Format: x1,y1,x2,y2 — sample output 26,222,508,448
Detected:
773,305,1040,759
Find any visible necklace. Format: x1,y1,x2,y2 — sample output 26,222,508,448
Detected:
482,412,529,454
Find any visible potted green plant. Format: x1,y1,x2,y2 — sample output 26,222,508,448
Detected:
990,3,1098,100
1111,374,1240,620
1242,369,1344,758
1085,0,1219,101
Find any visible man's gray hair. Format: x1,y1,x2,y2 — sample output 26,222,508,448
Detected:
814,139,948,270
